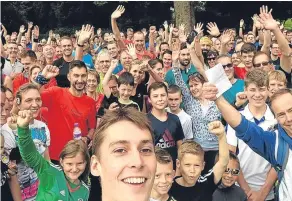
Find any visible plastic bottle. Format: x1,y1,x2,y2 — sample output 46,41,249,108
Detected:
73,123,82,140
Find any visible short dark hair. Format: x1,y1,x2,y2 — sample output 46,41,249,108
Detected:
180,42,188,51
20,50,37,61
148,59,163,69
162,49,172,58
148,82,168,97
155,147,173,164
118,72,135,87
215,151,240,169
241,43,256,54
69,60,88,72
159,42,169,51
109,75,118,83
168,84,182,95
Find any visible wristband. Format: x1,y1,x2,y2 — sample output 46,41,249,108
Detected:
33,38,39,43
35,72,49,85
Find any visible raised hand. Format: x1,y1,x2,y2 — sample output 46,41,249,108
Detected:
111,5,125,19
32,25,39,39
179,32,187,43
42,65,59,80
28,22,33,29
202,83,218,101
208,121,225,138
127,43,137,58
149,26,157,38
7,115,18,130
194,22,204,34
172,50,180,62
49,30,54,38
251,14,263,30
96,28,102,36
207,22,220,37
220,30,232,45
235,92,248,107
258,5,277,31
19,25,26,34
78,24,94,44
11,32,17,40
109,102,119,111
17,110,33,128
240,19,245,27
169,24,174,33
163,21,169,30
179,24,185,34
141,28,147,37
110,59,119,69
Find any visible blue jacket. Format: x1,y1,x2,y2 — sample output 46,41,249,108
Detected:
233,115,290,200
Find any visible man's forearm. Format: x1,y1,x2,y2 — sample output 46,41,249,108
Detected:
87,128,95,139
16,33,22,45
8,176,23,201
215,96,242,128
260,167,277,199
111,18,121,40
217,134,229,169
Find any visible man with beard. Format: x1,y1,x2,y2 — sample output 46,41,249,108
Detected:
34,60,96,164
52,36,74,88
2,42,24,79
34,26,96,163
165,43,201,86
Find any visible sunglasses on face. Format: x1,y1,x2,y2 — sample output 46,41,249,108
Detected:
254,61,270,68
222,63,233,69
207,57,216,61
224,168,240,176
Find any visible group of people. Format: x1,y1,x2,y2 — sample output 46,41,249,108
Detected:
1,4,292,201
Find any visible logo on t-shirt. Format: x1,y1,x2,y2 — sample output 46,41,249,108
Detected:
156,129,175,148
60,190,65,196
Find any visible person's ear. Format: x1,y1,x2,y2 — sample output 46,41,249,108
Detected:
90,155,101,177
60,158,64,168
67,72,71,82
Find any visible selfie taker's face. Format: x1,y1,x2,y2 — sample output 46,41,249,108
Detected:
91,121,157,201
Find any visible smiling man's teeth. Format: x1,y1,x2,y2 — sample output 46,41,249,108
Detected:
123,177,146,184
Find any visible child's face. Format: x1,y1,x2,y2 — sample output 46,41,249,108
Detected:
0,135,4,156
268,79,286,97
152,162,174,196
149,87,168,111
177,153,205,186
245,83,268,108
222,159,240,187
118,84,133,101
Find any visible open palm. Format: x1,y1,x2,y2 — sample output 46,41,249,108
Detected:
111,5,125,19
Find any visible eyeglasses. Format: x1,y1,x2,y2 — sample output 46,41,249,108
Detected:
207,57,216,61
254,61,270,68
224,168,240,176
222,63,233,69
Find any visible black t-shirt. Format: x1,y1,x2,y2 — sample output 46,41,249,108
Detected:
1,162,13,201
102,93,140,111
272,57,280,67
279,66,292,88
212,185,247,201
169,170,219,201
53,57,71,88
130,72,149,110
147,112,184,168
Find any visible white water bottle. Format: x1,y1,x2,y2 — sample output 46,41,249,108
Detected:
73,123,82,140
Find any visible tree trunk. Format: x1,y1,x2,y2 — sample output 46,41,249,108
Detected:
173,1,195,34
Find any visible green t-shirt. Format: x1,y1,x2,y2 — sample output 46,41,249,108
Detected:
165,64,198,86
18,127,90,201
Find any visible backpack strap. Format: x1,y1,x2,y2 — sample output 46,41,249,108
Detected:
274,130,289,201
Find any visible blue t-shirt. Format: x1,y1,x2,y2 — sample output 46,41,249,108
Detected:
112,62,123,74
72,51,94,69
223,79,244,104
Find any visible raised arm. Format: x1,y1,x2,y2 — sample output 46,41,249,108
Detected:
219,30,233,55
239,19,244,38
16,25,26,45
102,59,118,98
26,22,33,43
260,30,271,55
258,5,291,73
75,24,93,61
111,5,126,50
31,25,39,52
8,111,50,175
208,121,229,184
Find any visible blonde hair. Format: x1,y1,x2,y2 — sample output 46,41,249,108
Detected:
178,140,204,161
268,70,287,86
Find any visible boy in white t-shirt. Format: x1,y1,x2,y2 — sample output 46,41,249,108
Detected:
227,69,277,201
167,84,193,140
